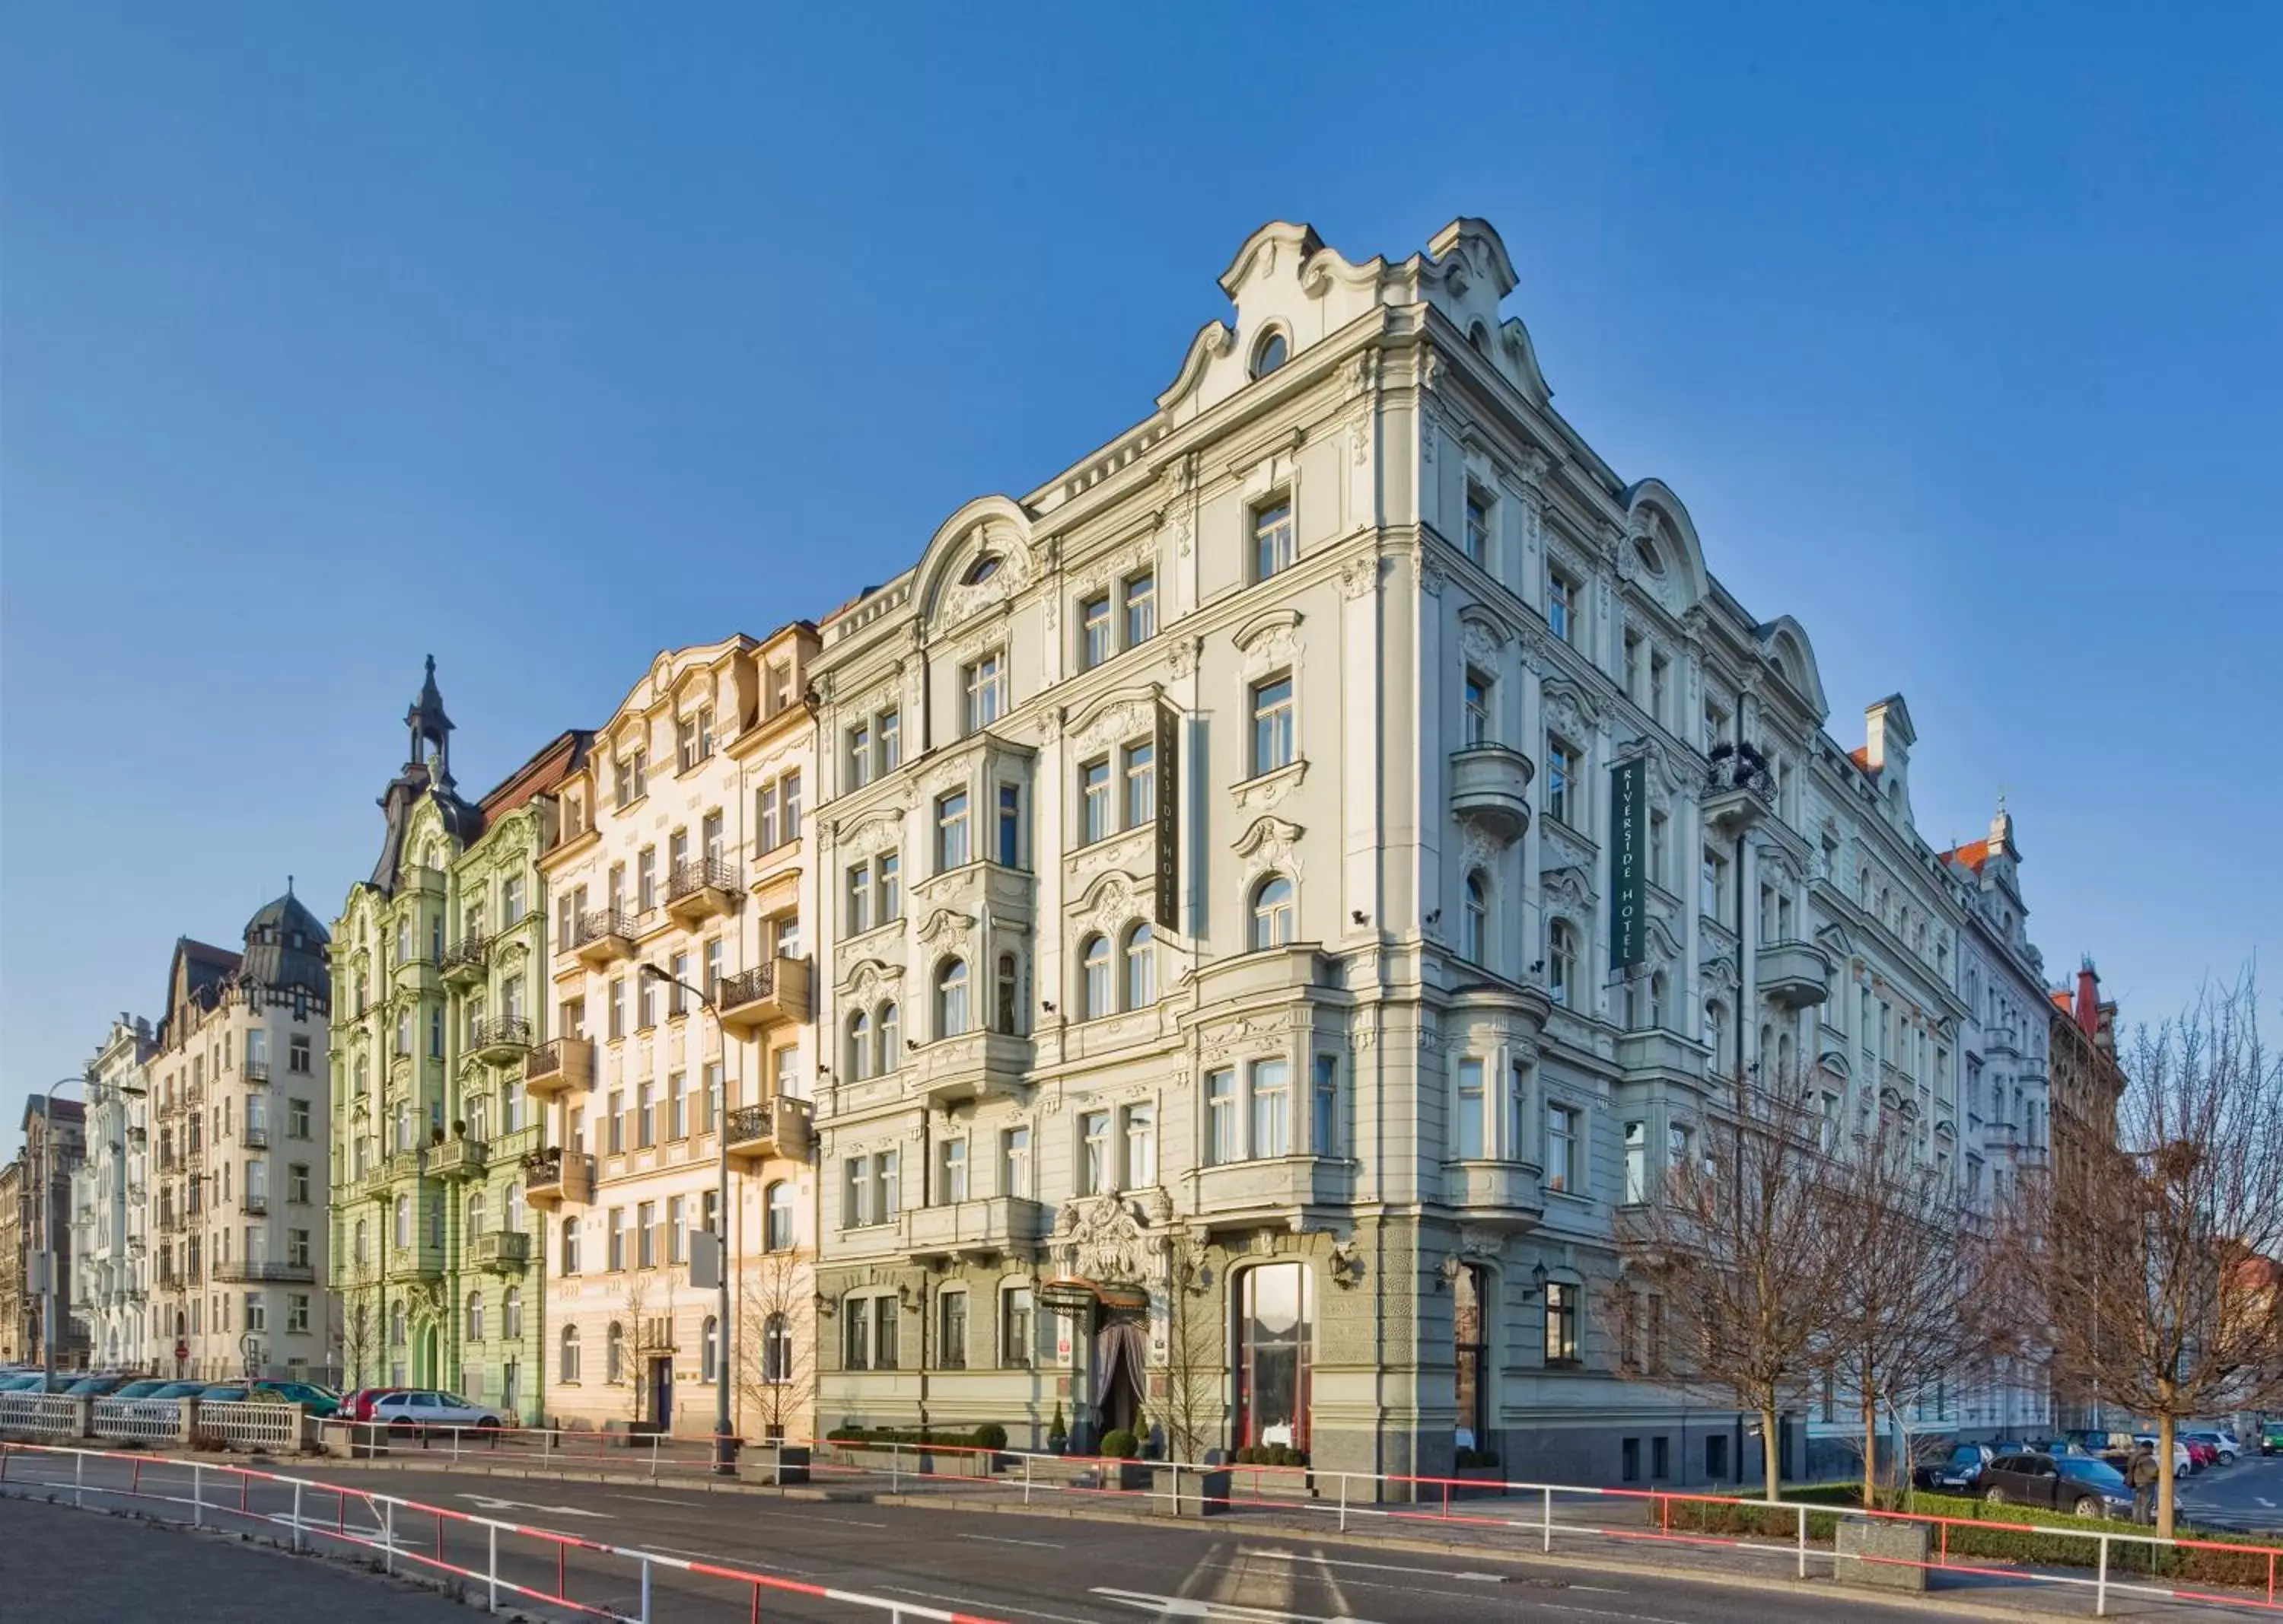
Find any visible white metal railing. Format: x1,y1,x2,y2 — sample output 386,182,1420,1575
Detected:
0,1393,79,1438
90,1397,178,1444
199,1400,302,1452
0,1442,1009,1622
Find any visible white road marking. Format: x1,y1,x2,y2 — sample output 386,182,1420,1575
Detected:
960,1533,1067,1548
750,1508,890,1528
452,1492,610,1518
881,1584,1103,1624
1240,1549,1503,1584
1568,1585,1625,1594
1091,1588,1378,1624
604,1493,708,1506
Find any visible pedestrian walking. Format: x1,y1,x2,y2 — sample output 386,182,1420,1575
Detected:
2129,1441,2160,1524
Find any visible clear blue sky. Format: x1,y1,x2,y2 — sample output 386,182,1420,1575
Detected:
5,4,2278,1127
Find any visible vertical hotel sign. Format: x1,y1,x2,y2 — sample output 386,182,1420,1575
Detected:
1154,699,1180,929
1609,757,1646,970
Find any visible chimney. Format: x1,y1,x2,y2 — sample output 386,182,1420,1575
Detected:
1864,694,1917,775
2076,959,2101,1039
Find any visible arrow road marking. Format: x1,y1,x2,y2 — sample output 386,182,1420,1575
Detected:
1239,1549,1504,1584
1091,1588,1383,1624
454,1492,611,1519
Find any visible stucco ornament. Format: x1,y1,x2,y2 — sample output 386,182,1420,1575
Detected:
1055,1193,1154,1285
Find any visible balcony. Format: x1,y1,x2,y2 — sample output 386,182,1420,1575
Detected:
441,932,491,988
665,858,743,927
241,1059,271,1087
1196,1157,1355,1224
387,1147,428,1183
1442,1160,1545,1230
1449,744,1535,842
470,1015,534,1065
905,1196,1049,1262
572,908,639,967
716,957,812,1033
240,1123,269,1149
524,1036,594,1099
430,1136,489,1181
387,1251,444,1285
724,1097,814,1167
1756,939,1832,1010
521,1148,594,1208
907,1029,1033,1106
243,1193,269,1217
212,1260,315,1285
1702,743,1776,833
470,1230,533,1272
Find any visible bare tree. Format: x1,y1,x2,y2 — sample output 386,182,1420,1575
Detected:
1613,1065,1852,1500
737,1248,813,1442
341,1294,374,1390
619,1272,653,1422
1158,1233,1225,1463
2009,976,2283,1536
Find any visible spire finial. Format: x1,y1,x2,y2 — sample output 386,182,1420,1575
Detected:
287,874,295,896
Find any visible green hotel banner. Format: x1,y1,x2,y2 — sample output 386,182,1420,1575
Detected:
1609,757,1646,970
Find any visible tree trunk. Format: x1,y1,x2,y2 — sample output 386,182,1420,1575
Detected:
2157,1414,2177,1540
1761,1406,1782,1501
1863,1398,1880,1510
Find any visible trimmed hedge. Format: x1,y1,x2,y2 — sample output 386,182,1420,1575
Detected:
822,1424,1008,1451
1233,1444,1310,1467
1099,1429,1138,1459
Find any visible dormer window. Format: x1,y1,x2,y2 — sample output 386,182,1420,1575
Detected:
963,555,1002,586
1250,330,1288,379
1468,322,1491,356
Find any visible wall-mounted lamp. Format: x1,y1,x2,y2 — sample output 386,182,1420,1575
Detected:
1528,959,1546,974
1352,910,1369,926
1424,909,1441,926
1041,1000,1056,1014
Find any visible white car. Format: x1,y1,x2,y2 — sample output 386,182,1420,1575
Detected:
368,1389,501,1435
2133,1435,2194,1475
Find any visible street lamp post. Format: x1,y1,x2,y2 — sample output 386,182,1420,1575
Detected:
639,963,737,1476
37,1075,94,1390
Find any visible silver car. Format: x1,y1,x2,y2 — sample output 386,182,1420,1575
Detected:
368,1389,502,1435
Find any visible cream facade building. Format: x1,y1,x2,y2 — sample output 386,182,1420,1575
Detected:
802,215,2023,1489
533,625,820,1441
69,1016,156,1368
148,894,333,1381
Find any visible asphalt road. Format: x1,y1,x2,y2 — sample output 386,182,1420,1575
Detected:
0,1450,1938,1624
2175,1452,2283,1536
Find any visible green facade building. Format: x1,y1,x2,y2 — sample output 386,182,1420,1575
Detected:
329,658,587,1419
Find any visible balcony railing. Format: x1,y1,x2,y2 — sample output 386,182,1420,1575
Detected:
524,1036,594,1097
470,1015,534,1063
441,931,492,986
242,1059,271,1085
212,1260,314,1285
716,957,812,1032
429,1136,489,1181
1702,741,1777,832
240,1123,269,1149
521,1147,594,1207
724,1097,814,1164
242,1193,269,1216
470,1230,532,1270
665,857,743,925
572,908,639,966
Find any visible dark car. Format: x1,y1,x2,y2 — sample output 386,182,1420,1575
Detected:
1914,1442,1994,1492
251,1380,341,1418
1979,1451,2136,1520
63,1373,138,1397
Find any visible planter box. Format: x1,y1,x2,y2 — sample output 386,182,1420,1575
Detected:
1236,1466,1318,1501
920,1450,997,1477
602,1419,665,1447
322,1419,388,1460
1836,1519,1931,1593
1092,1460,1151,1492
1450,1465,1509,1500
753,1444,810,1485
1151,1464,1231,1517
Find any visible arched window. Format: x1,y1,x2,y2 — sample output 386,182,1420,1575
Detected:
963,554,1001,585
389,1302,407,1349
995,955,1020,1035
560,1216,581,1274
1123,924,1154,1009
1649,971,1669,1030
559,1325,580,1383
936,958,970,1039
1080,935,1113,1019
877,1001,900,1070
466,1291,485,1343
763,1312,793,1385
606,1321,626,1384
1548,921,1578,1007
503,1287,522,1339
1704,1000,1730,1073
765,1181,795,1251
502,1183,521,1231
353,1218,369,1266
393,1195,411,1249
846,1009,871,1081
1250,330,1288,379
1462,871,1489,965
1251,875,1295,950
466,1191,485,1238
701,1316,719,1384
1467,320,1491,355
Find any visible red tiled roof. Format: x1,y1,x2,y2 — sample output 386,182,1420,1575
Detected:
2051,989,2074,1012
1849,746,1877,776
1944,839,1994,875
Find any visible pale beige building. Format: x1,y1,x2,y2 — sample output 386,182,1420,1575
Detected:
533,624,820,1440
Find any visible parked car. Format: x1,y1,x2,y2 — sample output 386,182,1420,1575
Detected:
368,1390,501,1436
343,1387,403,1423
1979,1451,2138,1519
112,1380,211,1422
0,1372,80,1393
2134,1435,2195,1476
1914,1443,1995,1492
62,1373,138,1397
2262,1422,2282,1457
197,1385,253,1403
2183,1431,2240,1466
250,1380,340,1417
105,1379,175,1402
2183,1437,2218,1471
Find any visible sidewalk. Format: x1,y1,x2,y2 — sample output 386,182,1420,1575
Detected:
0,1495,491,1623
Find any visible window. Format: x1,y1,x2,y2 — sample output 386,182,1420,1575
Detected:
876,852,900,923
1649,653,1670,724
700,1060,721,1134
504,1287,522,1339
1080,594,1111,668
607,1322,626,1384
938,1137,969,1202
1544,1282,1580,1364
1649,810,1670,889
763,1313,793,1384
1547,568,1576,642
840,1150,900,1228
1123,924,1154,1009
561,1218,580,1275
847,720,873,788
636,1202,657,1269
700,1315,719,1384
1069,933,1110,1019
1234,1263,1312,1453
1123,740,1154,829
1080,759,1111,843
963,554,1001,584
394,1195,412,1249
1463,670,1492,747
936,958,970,1038
466,1291,485,1343
667,1196,687,1264
1464,488,1491,565
936,791,970,870
288,1034,312,1075
559,1326,580,1383
1623,1120,1648,1204
963,651,1006,734
781,771,801,842
288,1163,310,1204
638,847,658,912
1123,572,1156,645
1455,1059,1486,1160
997,783,1022,867
938,1288,968,1369
877,709,901,772
287,1227,311,1266
1508,1062,1530,1161
1250,330,1288,378
1119,1103,1157,1189
1001,1125,1032,1199
608,979,626,1042
1546,739,1576,826
846,861,873,935
1253,497,1294,580
288,1294,310,1334
1702,850,1728,922
875,1000,900,1071
1250,676,1295,773
1206,1068,1238,1164
1546,1103,1580,1193
607,1207,626,1271
765,1181,794,1250
636,1081,655,1147
466,1190,486,1238
1548,920,1578,1008
845,1009,872,1081
668,1071,686,1139
1079,1110,1112,1195
1000,1285,1035,1368
1251,875,1295,950
1250,1059,1291,1158
1461,871,1489,964
995,954,1021,1036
